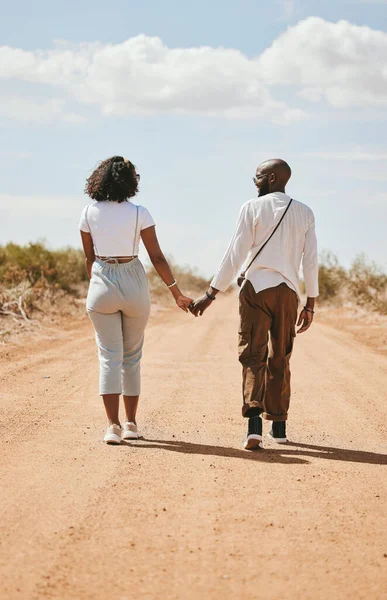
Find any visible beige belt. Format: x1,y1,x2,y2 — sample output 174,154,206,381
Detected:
96,256,138,264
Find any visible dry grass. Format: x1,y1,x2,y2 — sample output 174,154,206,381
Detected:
2,243,386,345
0,243,88,340
0,243,210,341
314,252,387,314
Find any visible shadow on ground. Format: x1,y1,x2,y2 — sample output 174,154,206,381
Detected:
120,438,387,466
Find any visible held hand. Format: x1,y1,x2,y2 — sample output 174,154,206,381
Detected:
189,294,213,317
176,295,194,313
297,308,314,334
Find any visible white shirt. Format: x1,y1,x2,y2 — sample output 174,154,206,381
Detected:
78,200,155,256
210,192,319,299
251,268,297,295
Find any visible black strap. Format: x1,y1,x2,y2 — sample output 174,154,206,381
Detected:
244,198,293,273
132,205,139,256
85,203,139,257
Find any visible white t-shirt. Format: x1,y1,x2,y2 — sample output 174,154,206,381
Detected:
78,200,155,256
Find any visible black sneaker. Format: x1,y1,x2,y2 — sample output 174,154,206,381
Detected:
244,415,263,450
267,421,287,444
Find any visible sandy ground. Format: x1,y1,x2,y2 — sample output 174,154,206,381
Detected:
319,304,387,357
0,293,386,600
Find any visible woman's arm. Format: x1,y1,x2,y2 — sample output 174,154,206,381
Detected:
80,231,95,279
141,226,193,312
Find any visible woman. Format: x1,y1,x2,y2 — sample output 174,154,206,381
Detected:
79,156,193,445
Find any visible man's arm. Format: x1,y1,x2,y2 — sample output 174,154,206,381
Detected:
298,217,319,333
190,203,255,316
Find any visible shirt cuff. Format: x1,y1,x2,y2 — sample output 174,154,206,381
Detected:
305,283,319,298
210,274,229,293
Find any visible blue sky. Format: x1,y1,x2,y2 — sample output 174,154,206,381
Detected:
1,0,387,276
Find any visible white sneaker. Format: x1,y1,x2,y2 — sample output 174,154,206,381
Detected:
103,424,122,445
243,434,263,450
267,421,288,443
122,422,142,440
267,431,288,444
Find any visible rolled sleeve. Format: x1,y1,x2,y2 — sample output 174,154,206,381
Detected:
211,202,255,292
302,218,319,298
78,206,90,233
140,206,155,231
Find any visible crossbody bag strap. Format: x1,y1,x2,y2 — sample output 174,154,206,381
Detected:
244,198,293,273
85,203,139,258
132,205,139,256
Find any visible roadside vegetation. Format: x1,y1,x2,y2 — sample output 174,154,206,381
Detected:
1,243,386,341
316,251,387,314
0,242,209,337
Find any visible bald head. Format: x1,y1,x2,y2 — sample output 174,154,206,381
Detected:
254,158,291,196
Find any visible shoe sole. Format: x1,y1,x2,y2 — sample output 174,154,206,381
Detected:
122,433,142,440
104,436,121,445
244,435,263,450
267,432,287,444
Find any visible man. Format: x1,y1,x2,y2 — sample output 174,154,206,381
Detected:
190,159,318,450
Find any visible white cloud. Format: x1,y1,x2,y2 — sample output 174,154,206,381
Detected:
259,17,387,108
1,17,387,123
0,38,305,123
0,95,85,124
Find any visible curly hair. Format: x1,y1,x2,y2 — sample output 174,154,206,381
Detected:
85,156,139,203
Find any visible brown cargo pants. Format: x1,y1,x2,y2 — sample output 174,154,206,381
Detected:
239,281,299,421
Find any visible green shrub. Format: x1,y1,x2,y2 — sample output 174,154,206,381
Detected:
315,251,387,314
348,254,387,314
318,251,348,303
0,244,211,322
2,242,386,317
0,242,87,292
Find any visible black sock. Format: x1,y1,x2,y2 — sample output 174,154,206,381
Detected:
272,421,286,437
248,415,262,436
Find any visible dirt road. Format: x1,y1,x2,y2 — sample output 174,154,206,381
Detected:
1,293,386,600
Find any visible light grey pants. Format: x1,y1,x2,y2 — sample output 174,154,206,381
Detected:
86,258,151,396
